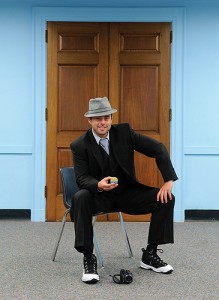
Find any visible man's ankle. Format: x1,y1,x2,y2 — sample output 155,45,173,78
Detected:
146,244,157,253
84,252,93,258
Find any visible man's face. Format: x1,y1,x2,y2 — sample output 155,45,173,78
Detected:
88,115,112,138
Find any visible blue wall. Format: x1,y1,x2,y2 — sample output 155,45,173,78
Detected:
183,4,219,211
0,0,218,221
0,3,33,210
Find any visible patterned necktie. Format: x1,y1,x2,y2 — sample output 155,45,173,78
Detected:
99,138,109,155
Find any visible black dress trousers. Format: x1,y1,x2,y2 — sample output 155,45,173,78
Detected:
71,185,175,254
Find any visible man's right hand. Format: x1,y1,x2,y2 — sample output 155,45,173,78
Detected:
98,176,118,192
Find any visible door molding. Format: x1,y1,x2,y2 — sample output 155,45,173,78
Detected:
32,7,185,221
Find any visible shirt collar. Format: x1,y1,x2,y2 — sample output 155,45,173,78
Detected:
92,129,110,145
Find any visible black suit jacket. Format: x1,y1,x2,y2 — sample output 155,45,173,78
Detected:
70,123,178,193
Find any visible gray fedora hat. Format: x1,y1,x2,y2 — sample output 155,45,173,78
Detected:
84,97,117,117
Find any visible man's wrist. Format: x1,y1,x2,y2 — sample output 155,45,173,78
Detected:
97,182,103,192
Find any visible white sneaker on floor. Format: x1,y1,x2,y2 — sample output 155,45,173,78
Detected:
82,254,99,284
140,248,173,274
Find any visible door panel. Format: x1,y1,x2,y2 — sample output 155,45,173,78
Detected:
108,22,171,221
46,22,171,222
59,66,97,131
46,22,109,221
120,66,159,130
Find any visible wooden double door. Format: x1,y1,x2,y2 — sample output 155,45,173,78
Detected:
46,22,172,221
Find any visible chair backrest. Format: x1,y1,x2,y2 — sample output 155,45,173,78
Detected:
60,166,79,209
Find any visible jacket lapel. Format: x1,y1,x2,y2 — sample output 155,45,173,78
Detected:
109,128,130,176
88,130,104,169
109,130,119,159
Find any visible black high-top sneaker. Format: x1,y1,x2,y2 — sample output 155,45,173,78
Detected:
140,247,173,274
82,254,99,284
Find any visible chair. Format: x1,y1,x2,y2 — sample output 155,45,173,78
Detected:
51,166,133,268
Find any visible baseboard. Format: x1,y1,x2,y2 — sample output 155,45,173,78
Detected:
185,210,219,221
0,209,31,219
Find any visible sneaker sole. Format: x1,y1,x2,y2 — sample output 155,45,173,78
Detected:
140,261,173,274
82,273,100,284
82,278,99,284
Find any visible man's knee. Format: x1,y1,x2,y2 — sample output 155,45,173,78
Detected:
73,189,92,206
163,193,175,208
170,194,175,206
70,189,93,221
157,193,175,209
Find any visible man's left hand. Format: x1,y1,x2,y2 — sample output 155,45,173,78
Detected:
157,180,173,203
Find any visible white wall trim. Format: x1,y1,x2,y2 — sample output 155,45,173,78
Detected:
32,6,185,221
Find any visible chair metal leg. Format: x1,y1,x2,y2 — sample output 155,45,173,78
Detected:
118,212,133,258
51,208,70,261
92,215,97,226
93,231,104,268
92,216,104,268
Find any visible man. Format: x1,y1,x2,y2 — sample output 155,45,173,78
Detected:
70,97,178,284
